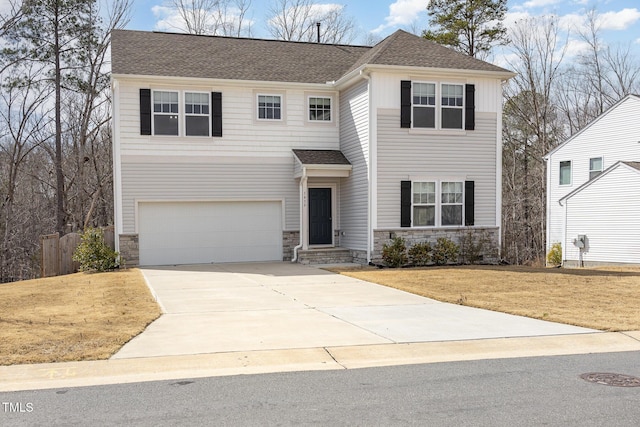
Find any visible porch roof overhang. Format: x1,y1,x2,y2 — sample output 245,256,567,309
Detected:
293,149,352,178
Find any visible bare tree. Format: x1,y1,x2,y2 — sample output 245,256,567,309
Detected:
168,0,253,36
266,0,356,44
555,9,640,134
0,68,52,281
502,16,567,265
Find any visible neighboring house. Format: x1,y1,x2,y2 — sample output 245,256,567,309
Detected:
545,94,640,266
111,29,513,266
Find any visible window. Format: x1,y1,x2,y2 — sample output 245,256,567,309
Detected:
559,161,571,185
412,83,436,128
410,181,464,227
441,182,463,225
185,92,210,136
441,84,464,129
153,91,179,135
589,157,603,180
413,182,436,226
309,97,331,121
258,95,282,120
411,83,464,129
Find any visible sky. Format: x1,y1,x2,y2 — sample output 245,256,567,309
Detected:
1,0,640,56
123,0,640,47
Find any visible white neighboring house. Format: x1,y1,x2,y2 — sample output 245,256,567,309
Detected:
110,29,513,266
545,94,640,266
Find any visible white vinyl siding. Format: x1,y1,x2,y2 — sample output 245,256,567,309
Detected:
117,79,340,156
546,95,640,252
376,110,498,228
120,157,298,234
339,81,370,251
563,164,640,264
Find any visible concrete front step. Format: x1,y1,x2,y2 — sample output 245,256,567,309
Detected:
297,248,353,265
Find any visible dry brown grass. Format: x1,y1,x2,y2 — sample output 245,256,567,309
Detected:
0,269,161,366
333,265,640,332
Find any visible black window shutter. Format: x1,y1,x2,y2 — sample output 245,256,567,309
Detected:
211,92,222,137
400,80,411,128
140,89,151,135
464,180,475,226
401,180,412,227
465,84,475,131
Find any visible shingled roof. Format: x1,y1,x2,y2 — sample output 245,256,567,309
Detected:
111,29,511,83
293,149,351,165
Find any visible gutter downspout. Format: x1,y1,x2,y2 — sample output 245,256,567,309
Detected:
360,69,373,264
292,167,307,262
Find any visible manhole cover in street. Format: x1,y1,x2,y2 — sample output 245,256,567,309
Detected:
580,373,640,387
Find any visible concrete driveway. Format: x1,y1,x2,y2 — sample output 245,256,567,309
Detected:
112,262,595,359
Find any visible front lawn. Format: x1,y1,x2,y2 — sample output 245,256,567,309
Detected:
0,269,161,365
333,265,640,331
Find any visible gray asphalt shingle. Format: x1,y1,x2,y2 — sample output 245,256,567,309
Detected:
111,29,511,83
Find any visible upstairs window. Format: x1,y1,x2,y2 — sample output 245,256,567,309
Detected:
589,157,603,180
258,95,282,120
309,97,331,121
185,92,210,136
153,91,179,135
441,84,464,129
559,161,572,185
412,83,436,128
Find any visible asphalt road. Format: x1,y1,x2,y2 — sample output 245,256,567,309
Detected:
2,351,640,426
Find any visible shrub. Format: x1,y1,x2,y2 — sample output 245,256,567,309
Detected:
459,228,497,264
546,242,562,266
381,236,408,268
408,241,432,266
73,227,119,272
432,237,460,266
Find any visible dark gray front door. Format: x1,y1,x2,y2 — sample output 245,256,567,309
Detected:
309,188,332,245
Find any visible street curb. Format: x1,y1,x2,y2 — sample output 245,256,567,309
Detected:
2,332,640,393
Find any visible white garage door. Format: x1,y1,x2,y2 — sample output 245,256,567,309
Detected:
138,201,283,265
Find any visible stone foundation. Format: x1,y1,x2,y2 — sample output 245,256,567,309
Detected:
118,234,139,267
282,231,300,261
372,227,500,265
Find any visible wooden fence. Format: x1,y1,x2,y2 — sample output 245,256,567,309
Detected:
40,226,115,278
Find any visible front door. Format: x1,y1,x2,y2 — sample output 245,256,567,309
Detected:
309,188,332,245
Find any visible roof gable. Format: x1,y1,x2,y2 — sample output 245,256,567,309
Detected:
545,94,640,159
111,29,512,84
345,30,510,75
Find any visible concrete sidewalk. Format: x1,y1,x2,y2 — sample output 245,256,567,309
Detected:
112,262,596,359
2,262,640,392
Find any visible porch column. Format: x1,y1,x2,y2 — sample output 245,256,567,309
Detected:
302,177,309,250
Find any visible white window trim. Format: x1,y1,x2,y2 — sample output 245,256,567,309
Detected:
152,89,180,137
257,93,284,121
411,179,465,228
411,81,465,131
184,91,211,137
411,81,437,130
559,160,572,186
440,82,465,130
589,156,603,180
307,95,333,123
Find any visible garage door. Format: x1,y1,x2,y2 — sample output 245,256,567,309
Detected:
138,201,283,265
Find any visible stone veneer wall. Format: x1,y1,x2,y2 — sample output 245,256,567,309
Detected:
282,231,300,261
118,234,139,267
372,227,500,265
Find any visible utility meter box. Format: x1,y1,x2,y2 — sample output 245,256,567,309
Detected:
574,234,587,248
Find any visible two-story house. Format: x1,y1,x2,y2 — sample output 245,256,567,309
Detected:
545,94,640,266
111,29,513,266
